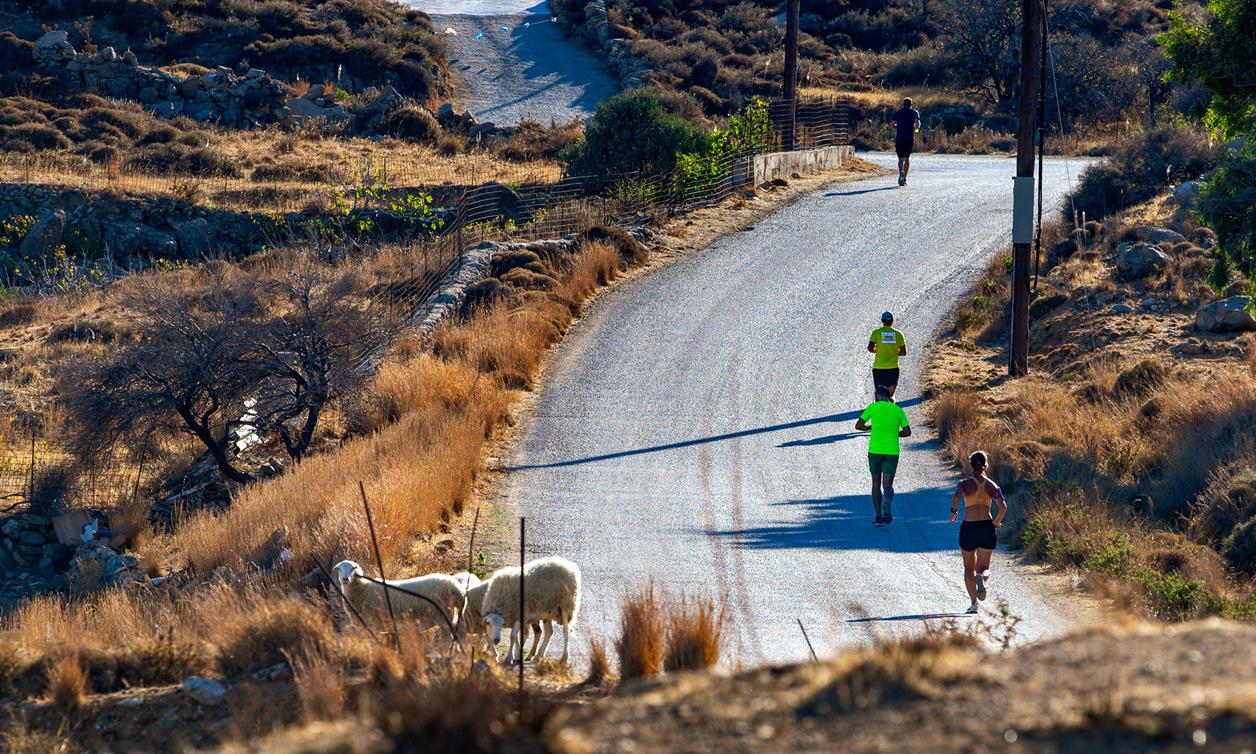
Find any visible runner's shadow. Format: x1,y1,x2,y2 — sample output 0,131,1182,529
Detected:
777,432,864,448
847,613,972,622
824,186,899,197
704,486,953,553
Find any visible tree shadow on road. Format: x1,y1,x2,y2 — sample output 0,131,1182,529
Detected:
507,397,924,470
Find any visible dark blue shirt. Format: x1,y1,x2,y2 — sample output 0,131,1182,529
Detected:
892,108,920,141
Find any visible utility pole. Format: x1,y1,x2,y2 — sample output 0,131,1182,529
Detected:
783,0,799,150
1009,0,1042,377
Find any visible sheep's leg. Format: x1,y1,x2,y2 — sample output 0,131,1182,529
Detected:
535,620,554,660
509,620,523,665
560,620,571,664
524,622,542,661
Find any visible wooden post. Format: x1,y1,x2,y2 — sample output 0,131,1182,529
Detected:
783,0,800,150
518,517,526,696
1010,0,1043,377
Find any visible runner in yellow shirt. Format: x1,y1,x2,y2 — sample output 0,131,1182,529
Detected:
867,311,907,398
855,386,911,525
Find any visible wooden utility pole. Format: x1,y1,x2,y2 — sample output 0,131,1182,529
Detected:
783,0,800,149
1010,0,1042,377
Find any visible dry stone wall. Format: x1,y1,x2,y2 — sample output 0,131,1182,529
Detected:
32,30,290,128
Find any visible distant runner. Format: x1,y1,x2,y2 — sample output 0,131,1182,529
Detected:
889,97,921,186
855,386,911,525
949,450,1007,614
868,311,907,398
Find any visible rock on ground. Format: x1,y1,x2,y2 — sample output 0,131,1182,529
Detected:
1196,296,1256,334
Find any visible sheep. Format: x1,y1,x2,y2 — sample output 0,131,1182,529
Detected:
481,556,581,664
457,568,544,658
334,560,468,643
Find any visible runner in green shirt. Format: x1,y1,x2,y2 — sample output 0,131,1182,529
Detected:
867,311,907,398
855,386,911,525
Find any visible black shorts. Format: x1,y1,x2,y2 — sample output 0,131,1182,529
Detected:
872,368,900,390
895,139,914,159
959,520,998,552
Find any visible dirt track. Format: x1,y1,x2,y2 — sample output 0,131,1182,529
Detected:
404,1,617,125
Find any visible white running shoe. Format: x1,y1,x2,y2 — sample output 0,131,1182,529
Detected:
965,602,979,615
975,573,987,601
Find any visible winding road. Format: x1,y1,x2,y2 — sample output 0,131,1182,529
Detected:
500,153,1085,665
404,0,616,125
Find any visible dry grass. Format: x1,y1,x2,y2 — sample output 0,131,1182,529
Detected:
0,131,563,213
585,637,612,686
46,651,85,714
663,595,724,673
0,239,640,727
616,581,665,682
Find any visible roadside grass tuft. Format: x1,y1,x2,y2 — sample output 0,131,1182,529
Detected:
663,594,724,673
46,651,86,714
616,580,665,681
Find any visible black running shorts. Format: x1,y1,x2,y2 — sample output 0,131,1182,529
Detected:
895,139,914,159
959,520,998,552
872,367,900,390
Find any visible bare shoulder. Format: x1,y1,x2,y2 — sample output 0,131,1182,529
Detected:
984,479,1003,497
960,479,977,495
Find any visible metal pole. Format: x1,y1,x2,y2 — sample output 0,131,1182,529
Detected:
1010,0,1042,377
783,0,800,150
1033,0,1048,293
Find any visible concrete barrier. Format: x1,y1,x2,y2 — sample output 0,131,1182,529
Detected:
753,145,853,185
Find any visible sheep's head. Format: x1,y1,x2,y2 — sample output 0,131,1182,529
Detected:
484,612,506,645
333,559,363,591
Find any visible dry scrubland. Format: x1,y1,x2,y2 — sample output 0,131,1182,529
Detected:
926,130,1256,622
553,0,1181,154
0,234,649,751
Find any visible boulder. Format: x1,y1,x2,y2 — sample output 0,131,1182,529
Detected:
182,677,228,705
1196,296,1256,334
1116,241,1170,280
1128,225,1186,245
1173,181,1201,207
284,96,353,127
173,217,213,256
19,210,66,260
117,225,177,258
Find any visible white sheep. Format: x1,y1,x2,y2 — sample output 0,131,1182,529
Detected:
334,560,468,642
458,569,544,658
481,556,581,664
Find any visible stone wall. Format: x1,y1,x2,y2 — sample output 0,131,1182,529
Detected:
559,0,653,90
32,30,290,128
752,145,854,185
0,182,279,263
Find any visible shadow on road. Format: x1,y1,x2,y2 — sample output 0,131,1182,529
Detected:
824,186,899,197
777,432,864,447
702,485,953,552
847,612,973,623
507,397,924,470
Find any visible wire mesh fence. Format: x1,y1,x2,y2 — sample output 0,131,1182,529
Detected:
0,97,850,513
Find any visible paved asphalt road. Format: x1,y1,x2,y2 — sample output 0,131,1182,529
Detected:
499,154,1085,666
404,1,616,125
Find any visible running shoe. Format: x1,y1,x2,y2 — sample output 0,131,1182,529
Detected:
965,602,979,615
898,175,906,187
975,573,987,601
874,515,884,525
883,502,892,524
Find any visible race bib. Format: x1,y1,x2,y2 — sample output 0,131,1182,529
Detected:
881,332,898,344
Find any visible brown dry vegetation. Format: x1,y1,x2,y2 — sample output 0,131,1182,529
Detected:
927,186,1256,621
0,236,644,750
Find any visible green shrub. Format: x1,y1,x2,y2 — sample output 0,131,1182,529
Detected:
1065,126,1218,221
564,89,708,178
1198,145,1256,280
1221,517,1256,576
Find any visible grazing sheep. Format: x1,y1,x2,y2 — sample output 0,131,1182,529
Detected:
481,556,581,664
334,560,467,642
459,568,543,658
